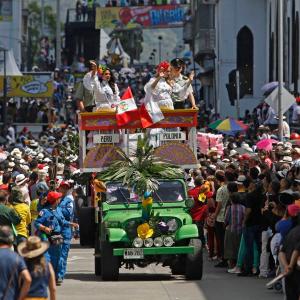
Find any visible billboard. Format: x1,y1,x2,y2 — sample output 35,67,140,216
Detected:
0,0,12,22
0,72,54,98
95,5,188,29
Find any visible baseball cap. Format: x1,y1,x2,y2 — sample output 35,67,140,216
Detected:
47,191,62,205
170,58,184,68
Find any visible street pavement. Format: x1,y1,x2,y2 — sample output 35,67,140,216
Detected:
57,243,283,300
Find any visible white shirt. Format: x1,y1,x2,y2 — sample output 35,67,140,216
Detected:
144,77,191,109
283,120,290,138
83,72,120,109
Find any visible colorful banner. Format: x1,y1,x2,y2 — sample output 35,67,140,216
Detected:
0,0,12,22
95,5,188,29
0,72,54,98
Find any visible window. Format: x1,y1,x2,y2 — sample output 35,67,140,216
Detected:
237,26,254,95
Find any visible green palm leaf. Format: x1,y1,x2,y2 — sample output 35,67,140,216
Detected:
97,136,183,196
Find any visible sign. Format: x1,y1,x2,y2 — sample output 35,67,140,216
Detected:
0,72,53,98
160,131,186,141
93,134,120,144
95,5,188,29
265,86,295,114
0,0,12,22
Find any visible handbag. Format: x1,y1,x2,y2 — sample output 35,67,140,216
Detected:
2,255,19,300
48,234,64,246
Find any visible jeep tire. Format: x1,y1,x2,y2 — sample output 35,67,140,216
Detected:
185,239,203,280
94,232,101,276
79,207,96,247
101,241,119,281
171,255,186,275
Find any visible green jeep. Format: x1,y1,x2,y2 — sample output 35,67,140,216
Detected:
94,179,203,281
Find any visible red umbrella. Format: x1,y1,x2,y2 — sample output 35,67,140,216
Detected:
256,139,278,151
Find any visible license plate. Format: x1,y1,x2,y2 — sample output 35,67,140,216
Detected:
123,248,144,259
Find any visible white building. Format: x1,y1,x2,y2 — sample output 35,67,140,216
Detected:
186,0,300,118
0,0,23,67
215,0,268,117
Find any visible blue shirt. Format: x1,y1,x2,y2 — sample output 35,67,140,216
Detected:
0,249,27,300
58,195,75,240
35,207,69,241
27,261,50,298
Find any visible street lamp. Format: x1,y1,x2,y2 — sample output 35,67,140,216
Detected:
0,47,7,130
152,49,157,65
158,36,162,62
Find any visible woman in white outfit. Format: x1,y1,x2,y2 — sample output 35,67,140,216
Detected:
144,61,194,110
83,64,120,110
83,63,121,148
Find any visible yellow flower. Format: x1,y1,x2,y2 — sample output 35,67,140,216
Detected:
137,223,154,240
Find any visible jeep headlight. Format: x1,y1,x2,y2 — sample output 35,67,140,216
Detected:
167,219,178,232
163,236,174,247
144,238,154,248
153,237,163,247
133,237,143,248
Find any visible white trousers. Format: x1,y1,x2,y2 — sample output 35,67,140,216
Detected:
259,228,272,277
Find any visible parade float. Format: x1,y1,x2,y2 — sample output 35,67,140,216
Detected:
77,109,203,281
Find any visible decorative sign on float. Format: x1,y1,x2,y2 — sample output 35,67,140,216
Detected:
93,134,120,144
160,131,186,141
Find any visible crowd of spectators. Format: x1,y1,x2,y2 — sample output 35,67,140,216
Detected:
186,127,300,298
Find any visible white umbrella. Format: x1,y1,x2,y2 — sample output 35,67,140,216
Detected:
261,81,279,94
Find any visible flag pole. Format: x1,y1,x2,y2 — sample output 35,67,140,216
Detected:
278,0,283,141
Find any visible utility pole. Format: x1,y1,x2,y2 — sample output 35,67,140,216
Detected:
158,36,162,62
278,0,283,141
1,48,7,130
41,0,45,37
56,0,61,68
236,70,240,119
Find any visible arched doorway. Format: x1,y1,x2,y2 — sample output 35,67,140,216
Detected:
237,26,254,95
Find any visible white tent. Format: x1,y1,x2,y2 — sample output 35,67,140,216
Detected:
0,49,22,76
99,29,111,60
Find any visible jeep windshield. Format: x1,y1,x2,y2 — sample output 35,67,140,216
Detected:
106,181,186,204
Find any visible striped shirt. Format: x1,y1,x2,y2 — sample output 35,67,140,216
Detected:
224,204,245,233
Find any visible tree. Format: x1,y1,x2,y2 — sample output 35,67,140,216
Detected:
97,136,183,196
27,1,57,70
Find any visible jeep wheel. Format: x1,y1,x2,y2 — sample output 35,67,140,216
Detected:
171,256,186,275
94,234,101,276
185,239,203,280
101,241,119,281
79,207,96,247
95,256,102,276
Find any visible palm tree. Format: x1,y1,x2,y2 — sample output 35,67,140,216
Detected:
97,136,183,197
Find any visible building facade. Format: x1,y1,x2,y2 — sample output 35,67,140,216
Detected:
0,0,23,67
186,0,271,118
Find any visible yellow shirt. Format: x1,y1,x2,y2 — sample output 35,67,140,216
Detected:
13,203,31,238
30,199,39,221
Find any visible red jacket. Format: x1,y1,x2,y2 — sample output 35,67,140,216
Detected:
188,186,208,222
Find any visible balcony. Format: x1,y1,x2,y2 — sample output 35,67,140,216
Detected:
194,28,216,58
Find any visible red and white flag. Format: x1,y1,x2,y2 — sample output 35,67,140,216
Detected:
140,93,164,128
116,87,140,126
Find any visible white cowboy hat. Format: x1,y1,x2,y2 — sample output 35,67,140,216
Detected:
14,153,22,160
15,174,28,186
229,149,238,157
279,156,293,163
43,157,52,163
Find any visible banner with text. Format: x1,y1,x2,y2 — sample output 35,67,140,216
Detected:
0,0,12,22
0,72,54,98
95,5,188,29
